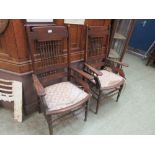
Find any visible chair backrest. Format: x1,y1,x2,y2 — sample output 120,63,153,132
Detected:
27,26,70,86
84,26,110,69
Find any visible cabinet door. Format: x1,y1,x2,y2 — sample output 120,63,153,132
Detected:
109,19,134,61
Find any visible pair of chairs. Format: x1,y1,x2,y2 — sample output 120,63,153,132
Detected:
27,25,127,134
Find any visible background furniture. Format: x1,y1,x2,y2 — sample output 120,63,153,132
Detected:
83,26,127,114
146,48,155,66
0,19,9,34
108,19,135,61
27,25,93,134
0,78,23,122
129,20,155,57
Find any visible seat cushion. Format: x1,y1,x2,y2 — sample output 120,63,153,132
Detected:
98,70,125,89
44,82,89,111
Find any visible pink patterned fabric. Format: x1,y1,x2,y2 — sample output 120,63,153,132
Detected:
98,70,124,89
44,82,88,111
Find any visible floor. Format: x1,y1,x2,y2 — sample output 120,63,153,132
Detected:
1,52,155,135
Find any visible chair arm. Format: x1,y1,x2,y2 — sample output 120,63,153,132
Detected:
32,74,45,96
106,58,128,67
69,66,92,93
84,63,103,76
70,66,94,81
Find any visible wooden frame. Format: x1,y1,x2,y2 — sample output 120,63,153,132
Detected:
108,19,135,61
146,48,155,66
83,25,128,114
26,25,93,134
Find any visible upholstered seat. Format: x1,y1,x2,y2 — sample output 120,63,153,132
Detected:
44,82,89,111
98,70,125,89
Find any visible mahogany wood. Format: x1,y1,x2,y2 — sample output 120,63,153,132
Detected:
83,25,126,114
27,25,93,134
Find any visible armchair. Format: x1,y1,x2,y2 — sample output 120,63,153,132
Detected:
26,25,93,134
83,26,128,114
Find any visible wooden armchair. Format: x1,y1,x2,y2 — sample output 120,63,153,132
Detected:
82,26,128,114
26,25,93,134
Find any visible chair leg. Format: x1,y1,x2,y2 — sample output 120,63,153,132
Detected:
37,96,41,113
95,92,101,114
84,101,88,121
116,85,123,102
46,115,53,135
146,57,151,66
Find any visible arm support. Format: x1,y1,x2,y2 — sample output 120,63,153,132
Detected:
106,58,128,67
84,63,103,76
32,74,45,96
69,66,93,93
70,66,94,80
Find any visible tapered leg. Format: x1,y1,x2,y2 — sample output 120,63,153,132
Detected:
84,101,88,121
46,115,53,135
116,85,123,102
146,57,151,66
95,92,101,114
38,97,41,113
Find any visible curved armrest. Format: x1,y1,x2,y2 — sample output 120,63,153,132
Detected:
106,58,128,67
70,66,94,80
69,66,92,93
32,74,45,96
84,63,103,76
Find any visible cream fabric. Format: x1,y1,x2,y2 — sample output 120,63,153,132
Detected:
98,70,124,89
44,82,88,111
0,79,23,122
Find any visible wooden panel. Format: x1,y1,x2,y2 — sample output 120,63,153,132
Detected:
0,19,111,115
85,19,111,26
0,19,111,74
12,20,29,61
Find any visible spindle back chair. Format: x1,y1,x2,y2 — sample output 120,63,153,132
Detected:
26,25,93,134
83,26,128,114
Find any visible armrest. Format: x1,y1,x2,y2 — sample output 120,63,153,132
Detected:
32,74,45,96
69,66,91,93
106,58,128,67
84,63,103,76
70,66,94,80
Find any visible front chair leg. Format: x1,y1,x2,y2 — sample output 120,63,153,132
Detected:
146,57,151,66
38,97,42,113
96,91,101,114
84,101,88,121
116,85,123,102
46,115,53,135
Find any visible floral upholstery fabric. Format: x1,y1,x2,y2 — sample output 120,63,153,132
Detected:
98,70,124,89
44,82,89,111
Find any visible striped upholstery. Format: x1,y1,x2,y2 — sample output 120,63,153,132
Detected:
0,79,23,122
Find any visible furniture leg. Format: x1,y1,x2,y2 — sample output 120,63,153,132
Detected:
95,91,101,114
116,84,123,102
84,101,88,121
46,115,53,135
146,57,151,66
